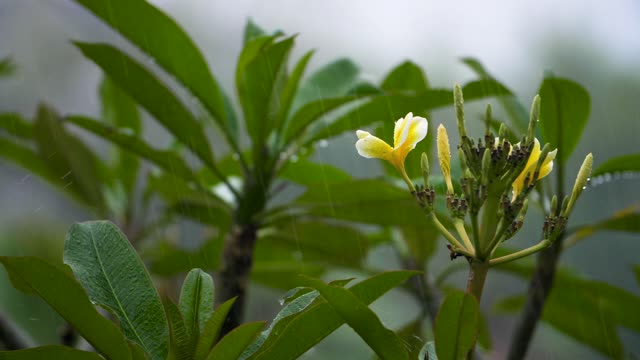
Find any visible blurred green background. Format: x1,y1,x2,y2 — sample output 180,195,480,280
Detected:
1,1,639,359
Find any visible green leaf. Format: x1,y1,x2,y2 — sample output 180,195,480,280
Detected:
476,311,492,351
461,57,528,134
565,205,640,247
282,96,359,146
244,19,267,44
496,268,637,358
67,116,198,183
247,270,418,360
179,269,215,339
0,113,33,139
74,42,215,169
63,221,169,360
292,58,360,112
381,61,428,93
295,179,425,226
33,105,107,209
146,237,224,277
301,276,408,360
100,76,141,195
273,50,314,138
538,77,591,164
240,291,320,360
194,298,237,360
206,322,266,360
0,346,104,360
306,79,510,143
165,300,191,360
72,0,233,142
237,36,295,150
434,291,479,360
257,219,369,267
0,257,131,360
0,138,59,187
279,159,351,185
591,153,640,178
418,341,437,360
128,343,149,360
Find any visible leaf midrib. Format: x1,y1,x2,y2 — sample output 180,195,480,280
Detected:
88,224,149,353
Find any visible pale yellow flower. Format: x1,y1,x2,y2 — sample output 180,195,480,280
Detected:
437,124,454,193
512,138,557,199
356,112,428,189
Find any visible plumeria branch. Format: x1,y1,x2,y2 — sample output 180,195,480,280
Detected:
489,239,551,267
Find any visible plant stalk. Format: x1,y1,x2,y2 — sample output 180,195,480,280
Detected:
466,259,489,303
218,222,259,336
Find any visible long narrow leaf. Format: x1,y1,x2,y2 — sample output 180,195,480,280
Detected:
194,298,237,360
206,322,265,360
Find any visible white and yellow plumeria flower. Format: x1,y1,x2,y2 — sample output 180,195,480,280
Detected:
512,138,557,199
355,112,428,190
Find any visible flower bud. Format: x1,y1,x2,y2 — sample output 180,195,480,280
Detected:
454,83,467,138
564,153,593,216
437,124,454,193
481,148,492,185
421,152,430,187
527,95,541,142
550,195,558,215
485,104,493,135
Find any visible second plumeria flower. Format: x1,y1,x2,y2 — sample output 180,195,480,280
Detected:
356,112,428,190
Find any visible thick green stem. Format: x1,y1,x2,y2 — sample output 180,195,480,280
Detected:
466,260,489,303
479,193,500,259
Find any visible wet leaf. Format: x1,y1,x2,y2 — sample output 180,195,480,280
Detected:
205,321,265,360
64,221,169,360
194,298,237,360
591,153,640,178
0,257,131,360
165,300,191,360
179,269,215,338
381,60,429,93
0,346,104,360
565,205,640,247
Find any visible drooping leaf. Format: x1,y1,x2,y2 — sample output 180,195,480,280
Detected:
291,58,360,112
247,270,418,360
434,291,479,360
591,153,640,179
301,276,408,360
194,298,237,360
146,237,224,277
0,257,131,360
279,159,351,185
63,221,169,360
72,0,234,143
538,76,591,164
205,322,265,360
74,42,215,170
165,300,191,360
34,105,107,210
67,116,198,183
566,205,640,247
99,76,141,195
179,269,215,339
461,57,528,134
237,36,295,151
0,346,104,360
381,61,428,93
0,113,33,139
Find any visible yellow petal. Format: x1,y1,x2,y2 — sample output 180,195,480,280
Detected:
393,112,412,147
394,113,428,161
538,148,557,179
355,131,393,160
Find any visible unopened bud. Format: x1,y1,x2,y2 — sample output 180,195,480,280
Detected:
560,195,570,215
437,124,454,193
454,83,467,137
485,104,493,135
550,195,558,215
519,199,529,220
481,148,492,185
534,143,553,181
564,153,593,216
527,95,541,142
499,123,508,141
421,152,430,187
458,148,469,173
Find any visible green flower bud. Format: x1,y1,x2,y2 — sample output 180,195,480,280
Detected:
527,95,541,142
481,148,492,185
564,153,593,216
499,123,508,141
454,83,467,138
421,152,430,187
485,104,493,135
550,195,558,215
